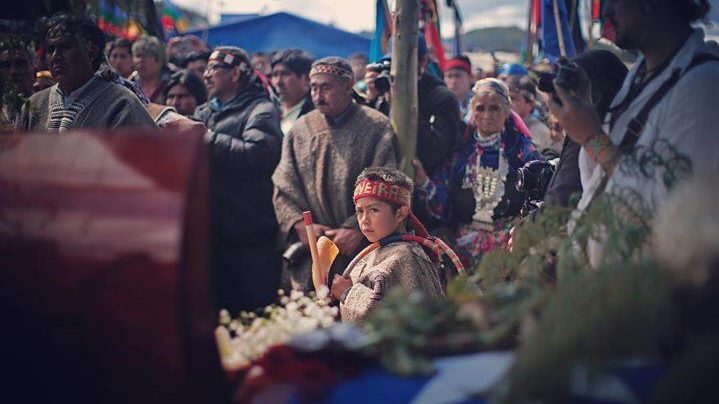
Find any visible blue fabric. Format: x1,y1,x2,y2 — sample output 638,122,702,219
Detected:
182,12,370,59
540,0,577,62
370,0,389,63
326,368,433,404
498,63,528,76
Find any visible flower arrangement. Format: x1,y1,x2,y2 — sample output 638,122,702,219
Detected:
215,286,339,371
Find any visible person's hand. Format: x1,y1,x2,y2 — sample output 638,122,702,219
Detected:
293,221,331,247
330,274,353,300
162,114,206,136
364,68,380,102
412,158,429,186
324,228,363,255
547,73,602,146
508,226,518,252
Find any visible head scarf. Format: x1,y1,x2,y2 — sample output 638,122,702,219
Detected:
472,78,511,106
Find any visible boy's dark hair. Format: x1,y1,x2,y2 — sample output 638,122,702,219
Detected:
270,48,314,76
44,13,106,71
165,69,208,105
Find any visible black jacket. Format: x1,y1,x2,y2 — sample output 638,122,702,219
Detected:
416,73,463,175
369,73,463,175
544,136,582,208
195,83,283,247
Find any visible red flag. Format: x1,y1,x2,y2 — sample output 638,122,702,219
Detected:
421,0,446,71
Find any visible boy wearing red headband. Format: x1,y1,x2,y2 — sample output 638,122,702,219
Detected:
331,167,444,323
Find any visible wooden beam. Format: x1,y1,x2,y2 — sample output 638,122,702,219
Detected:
390,0,419,175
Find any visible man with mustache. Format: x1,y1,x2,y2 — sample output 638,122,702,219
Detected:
550,0,719,213
194,46,283,314
270,49,314,135
272,56,399,292
16,13,155,132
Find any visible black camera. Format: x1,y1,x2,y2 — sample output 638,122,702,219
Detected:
282,241,308,268
536,58,583,105
516,159,557,214
366,60,391,95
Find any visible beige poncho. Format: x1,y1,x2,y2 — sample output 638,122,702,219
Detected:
272,103,398,290
340,241,444,323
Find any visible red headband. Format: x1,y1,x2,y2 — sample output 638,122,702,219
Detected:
445,58,472,75
353,179,411,206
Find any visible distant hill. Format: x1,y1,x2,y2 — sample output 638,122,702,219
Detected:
463,26,525,53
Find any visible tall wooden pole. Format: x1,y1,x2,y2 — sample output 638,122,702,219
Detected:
390,0,419,175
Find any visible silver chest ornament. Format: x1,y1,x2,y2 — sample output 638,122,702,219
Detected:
462,135,508,230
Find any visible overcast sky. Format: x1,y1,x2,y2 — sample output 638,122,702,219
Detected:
173,0,718,35
172,0,528,34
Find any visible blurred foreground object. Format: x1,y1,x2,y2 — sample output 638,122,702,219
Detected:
0,130,228,403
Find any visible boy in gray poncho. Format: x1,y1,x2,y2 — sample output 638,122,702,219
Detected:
331,167,444,323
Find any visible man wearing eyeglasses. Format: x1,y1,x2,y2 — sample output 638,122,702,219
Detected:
195,46,283,314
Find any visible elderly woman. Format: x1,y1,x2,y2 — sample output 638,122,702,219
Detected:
415,78,542,263
131,36,171,104
164,70,207,116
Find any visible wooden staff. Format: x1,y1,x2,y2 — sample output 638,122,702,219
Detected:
302,211,323,290
553,0,567,57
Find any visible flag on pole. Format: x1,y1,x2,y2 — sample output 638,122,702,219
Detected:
421,0,447,70
98,0,143,40
446,0,463,56
540,0,576,62
369,0,393,62
161,0,191,36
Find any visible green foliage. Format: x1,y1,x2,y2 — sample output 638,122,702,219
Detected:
362,140,693,383
500,258,672,402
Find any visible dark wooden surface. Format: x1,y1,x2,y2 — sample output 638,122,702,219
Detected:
0,130,228,403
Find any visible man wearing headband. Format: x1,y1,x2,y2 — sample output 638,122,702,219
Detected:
330,167,444,323
444,55,474,121
272,56,399,292
194,46,284,314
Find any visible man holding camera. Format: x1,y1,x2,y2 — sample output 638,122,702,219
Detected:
364,35,463,180
273,56,398,291
550,0,719,214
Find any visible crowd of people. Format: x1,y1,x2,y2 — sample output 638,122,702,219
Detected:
2,0,718,323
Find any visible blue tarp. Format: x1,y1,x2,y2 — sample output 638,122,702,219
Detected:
183,12,370,58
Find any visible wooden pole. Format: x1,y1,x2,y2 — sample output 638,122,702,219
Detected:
390,0,419,176
552,0,567,57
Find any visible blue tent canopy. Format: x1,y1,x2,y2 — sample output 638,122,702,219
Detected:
183,12,370,58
